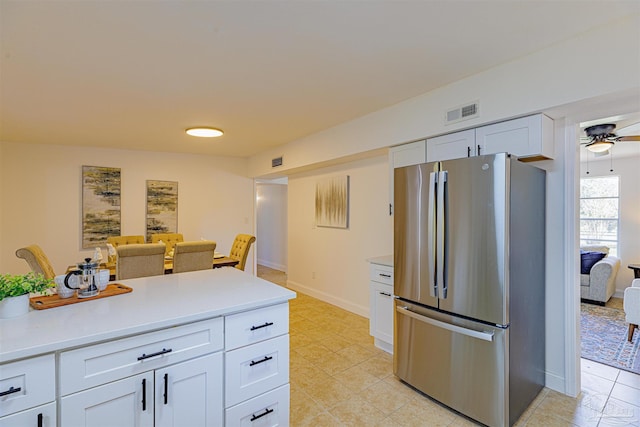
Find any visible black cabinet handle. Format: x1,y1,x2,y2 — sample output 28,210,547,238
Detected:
141,378,147,411
467,146,471,157
379,292,392,297
379,273,391,278
0,386,21,397
163,373,169,405
477,144,481,155
250,408,274,422
249,356,273,367
137,348,173,361
250,322,274,331
37,413,43,427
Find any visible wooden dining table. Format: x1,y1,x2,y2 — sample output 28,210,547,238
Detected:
69,256,240,281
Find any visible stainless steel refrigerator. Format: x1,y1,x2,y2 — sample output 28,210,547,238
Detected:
393,153,545,427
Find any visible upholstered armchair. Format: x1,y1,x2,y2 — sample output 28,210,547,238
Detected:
15,245,56,279
107,235,145,247
624,279,640,342
150,233,184,257
172,241,216,274
229,234,256,271
115,243,165,280
580,245,620,304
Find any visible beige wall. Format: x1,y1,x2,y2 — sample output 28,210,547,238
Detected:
0,142,255,275
580,152,640,292
287,155,392,316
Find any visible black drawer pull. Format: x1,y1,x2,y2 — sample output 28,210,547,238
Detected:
163,373,169,405
250,322,274,331
0,386,21,397
37,413,43,427
137,348,173,361
379,273,391,278
379,292,392,297
250,408,274,422
141,378,147,411
249,356,273,367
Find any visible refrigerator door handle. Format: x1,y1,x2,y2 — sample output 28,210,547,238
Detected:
396,306,494,342
427,171,438,298
436,170,448,299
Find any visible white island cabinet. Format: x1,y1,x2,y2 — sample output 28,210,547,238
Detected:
0,268,295,427
367,255,394,354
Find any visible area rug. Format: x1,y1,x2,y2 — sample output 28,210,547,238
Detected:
581,303,640,374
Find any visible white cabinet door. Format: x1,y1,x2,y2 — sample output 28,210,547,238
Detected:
389,140,426,215
0,402,56,427
155,353,223,427
475,114,553,160
427,129,476,162
369,282,394,351
60,372,154,427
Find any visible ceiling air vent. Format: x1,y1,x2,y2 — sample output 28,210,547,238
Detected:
445,101,479,125
272,156,283,168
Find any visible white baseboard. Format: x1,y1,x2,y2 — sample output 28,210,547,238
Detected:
545,371,566,395
286,279,369,318
257,259,287,273
614,289,625,299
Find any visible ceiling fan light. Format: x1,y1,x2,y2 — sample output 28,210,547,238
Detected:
586,140,614,153
185,127,224,138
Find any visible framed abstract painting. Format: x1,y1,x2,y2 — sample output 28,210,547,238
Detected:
146,180,178,241
315,175,349,229
82,166,121,249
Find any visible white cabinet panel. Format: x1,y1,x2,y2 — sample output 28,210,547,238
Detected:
0,402,56,427
225,384,290,427
225,303,288,351
60,372,154,427
225,334,289,408
369,263,394,354
0,354,55,417
389,140,426,215
476,114,553,160
427,129,476,162
155,353,223,427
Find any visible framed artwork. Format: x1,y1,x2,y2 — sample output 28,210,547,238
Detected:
315,175,349,229
146,180,178,241
82,166,121,249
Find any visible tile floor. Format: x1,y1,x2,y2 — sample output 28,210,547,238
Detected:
257,265,640,426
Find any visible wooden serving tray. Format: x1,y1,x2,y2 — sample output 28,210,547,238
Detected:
29,283,133,310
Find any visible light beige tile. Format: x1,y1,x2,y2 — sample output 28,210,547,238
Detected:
524,410,580,427
315,350,359,375
303,376,357,409
295,341,334,362
318,335,354,352
297,411,343,427
581,359,620,382
336,344,376,365
388,398,455,427
610,382,640,407
535,389,603,427
358,380,415,416
329,395,387,426
334,363,383,393
290,388,327,426
357,354,393,379
291,362,333,390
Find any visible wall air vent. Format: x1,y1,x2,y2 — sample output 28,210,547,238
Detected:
445,101,479,125
272,156,283,168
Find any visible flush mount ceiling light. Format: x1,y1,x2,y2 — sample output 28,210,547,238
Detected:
185,127,224,138
585,140,614,153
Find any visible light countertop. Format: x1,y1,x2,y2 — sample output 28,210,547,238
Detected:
0,268,296,363
367,255,393,267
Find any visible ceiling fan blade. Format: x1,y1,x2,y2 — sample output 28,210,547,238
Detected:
618,135,640,142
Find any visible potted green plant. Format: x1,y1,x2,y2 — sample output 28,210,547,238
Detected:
0,272,54,318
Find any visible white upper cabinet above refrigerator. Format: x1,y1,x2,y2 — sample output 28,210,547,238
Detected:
427,114,554,162
388,140,426,215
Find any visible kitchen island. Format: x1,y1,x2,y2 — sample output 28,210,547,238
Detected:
0,268,296,426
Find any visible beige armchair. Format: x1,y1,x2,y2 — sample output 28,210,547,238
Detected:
580,245,620,305
172,241,216,274
150,233,184,257
15,244,56,279
624,279,640,342
229,234,256,271
116,243,165,280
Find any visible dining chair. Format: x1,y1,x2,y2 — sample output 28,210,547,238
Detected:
150,233,184,257
115,243,165,280
15,244,57,279
172,241,217,274
229,234,256,271
107,235,145,248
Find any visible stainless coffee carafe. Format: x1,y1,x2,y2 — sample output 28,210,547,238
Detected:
64,258,100,298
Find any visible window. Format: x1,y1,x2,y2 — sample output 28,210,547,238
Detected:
580,176,619,256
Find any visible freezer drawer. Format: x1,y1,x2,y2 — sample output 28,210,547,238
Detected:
394,301,508,427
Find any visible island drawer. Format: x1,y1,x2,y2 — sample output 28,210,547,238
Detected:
0,354,55,418
370,264,393,285
59,317,223,396
0,402,56,427
225,383,289,427
225,334,289,407
225,303,288,350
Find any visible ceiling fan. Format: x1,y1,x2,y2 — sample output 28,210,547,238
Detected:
581,123,640,154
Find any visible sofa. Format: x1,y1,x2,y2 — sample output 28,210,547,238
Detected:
580,245,620,305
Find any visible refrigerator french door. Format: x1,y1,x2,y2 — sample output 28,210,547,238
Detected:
393,153,546,427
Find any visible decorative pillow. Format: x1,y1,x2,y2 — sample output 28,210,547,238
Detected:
580,250,606,274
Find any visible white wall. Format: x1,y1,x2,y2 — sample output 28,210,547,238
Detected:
287,155,392,316
256,183,288,272
580,152,640,293
0,142,255,275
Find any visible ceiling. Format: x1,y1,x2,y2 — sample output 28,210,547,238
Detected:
1,1,639,158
